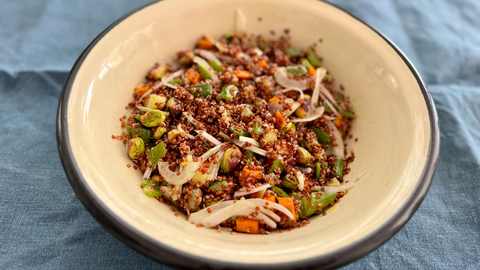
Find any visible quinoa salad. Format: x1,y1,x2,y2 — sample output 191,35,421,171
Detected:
114,30,358,234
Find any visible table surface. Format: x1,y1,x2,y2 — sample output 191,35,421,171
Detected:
1,0,479,269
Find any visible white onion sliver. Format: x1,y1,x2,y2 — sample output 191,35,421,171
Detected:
237,52,251,61
200,143,227,161
319,92,340,117
285,102,301,117
194,49,223,67
326,121,344,158
274,68,308,90
297,171,305,191
255,211,277,228
177,124,195,140
232,139,267,156
257,207,281,222
274,87,305,101
209,150,224,181
233,183,270,198
196,130,222,146
290,107,325,123
239,136,261,147
320,83,338,106
299,167,312,174
142,166,152,180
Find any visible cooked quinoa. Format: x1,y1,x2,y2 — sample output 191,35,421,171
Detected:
115,32,356,234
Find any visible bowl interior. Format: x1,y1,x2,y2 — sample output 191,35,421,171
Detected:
64,0,431,266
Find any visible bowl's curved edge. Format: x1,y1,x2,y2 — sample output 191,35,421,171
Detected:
56,0,440,269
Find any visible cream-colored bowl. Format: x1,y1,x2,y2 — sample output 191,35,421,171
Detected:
57,0,439,268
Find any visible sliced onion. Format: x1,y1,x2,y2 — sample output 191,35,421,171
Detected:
319,92,340,117
200,143,227,161
183,112,198,126
136,89,153,112
299,167,312,174
194,49,223,67
234,183,270,198
239,136,261,147
208,150,224,181
162,69,185,90
232,139,267,156
274,68,308,90
178,124,196,140
193,56,219,83
274,87,304,101
320,84,338,106
252,47,263,56
296,171,305,191
235,8,246,32
237,52,251,61
196,130,222,146
254,211,277,228
158,160,201,186
142,166,152,180
326,121,344,158
191,198,293,228
290,106,325,123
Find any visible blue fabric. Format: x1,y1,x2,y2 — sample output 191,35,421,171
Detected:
0,0,478,269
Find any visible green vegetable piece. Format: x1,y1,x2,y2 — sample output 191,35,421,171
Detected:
198,64,211,79
307,48,323,67
286,65,308,75
281,177,298,190
291,192,301,200
208,60,224,72
229,125,249,136
168,130,181,142
168,78,183,85
333,159,344,179
127,138,145,160
296,147,312,165
216,84,238,101
298,191,337,217
323,74,333,82
188,188,202,211
338,106,354,119
128,128,151,145
141,180,163,198
310,127,331,144
188,84,213,98
324,103,331,112
282,122,296,133
147,142,167,168
166,97,175,109
135,114,142,122
208,181,228,192
251,122,263,137
153,127,167,139
246,150,255,160
269,159,285,174
271,186,289,198
140,110,166,127
146,94,167,109
285,48,302,57
314,163,321,179
150,175,167,186
221,147,242,173
149,64,167,80
302,59,313,69
241,106,253,117
225,32,234,41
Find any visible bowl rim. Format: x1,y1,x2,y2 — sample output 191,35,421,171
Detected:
56,0,440,269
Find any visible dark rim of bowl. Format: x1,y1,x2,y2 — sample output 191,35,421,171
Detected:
56,1,440,269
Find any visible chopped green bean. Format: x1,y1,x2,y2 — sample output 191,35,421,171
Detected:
333,159,344,179
217,84,238,101
302,59,313,69
307,48,322,67
208,60,224,72
168,78,183,85
281,177,298,190
198,64,211,79
229,125,249,136
286,65,308,75
338,106,354,118
252,122,263,137
208,181,228,192
310,126,330,144
271,186,289,198
285,48,302,57
188,84,213,98
246,150,255,160
269,159,285,174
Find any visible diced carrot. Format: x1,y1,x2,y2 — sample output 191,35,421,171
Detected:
236,217,259,234
268,97,278,103
334,115,343,128
198,37,215,50
185,69,201,84
308,66,316,76
263,193,277,203
250,190,264,198
278,197,297,222
240,167,262,180
259,60,267,68
234,70,253,79
135,87,150,97
275,111,287,129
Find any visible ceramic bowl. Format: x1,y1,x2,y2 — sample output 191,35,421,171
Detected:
57,0,440,268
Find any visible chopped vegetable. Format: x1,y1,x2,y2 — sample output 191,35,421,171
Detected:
285,48,302,57
185,69,201,84
296,147,312,165
188,84,213,98
147,141,167,168
221,146,242,173
127,138,145,160
140,110,166,127
278,198,297,221
236,217,259,234
141,180,163,197
281,177,298,190
229,125,249,136
286,65,308,75
307,48,322,67
310,126,331,144
198,37,215,50
217,84,238,101
269,159,285,174
274,111,287,129
234,70,253,79
271,186,289,198
209,60,224,72
333,159,344,179
129,127,151,145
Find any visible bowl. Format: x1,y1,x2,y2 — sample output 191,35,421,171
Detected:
56,0,440,268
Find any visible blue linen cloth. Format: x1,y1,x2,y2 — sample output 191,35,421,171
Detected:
0,0,478,269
